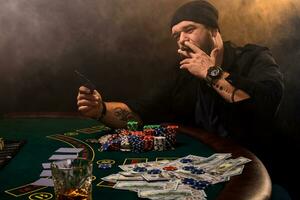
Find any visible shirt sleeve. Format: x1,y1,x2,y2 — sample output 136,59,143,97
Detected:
226,48,284,118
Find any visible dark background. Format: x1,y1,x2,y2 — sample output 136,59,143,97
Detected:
0,0,299,198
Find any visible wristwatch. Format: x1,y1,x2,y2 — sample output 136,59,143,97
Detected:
206,66,223,86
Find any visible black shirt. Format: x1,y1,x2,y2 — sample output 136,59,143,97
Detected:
125,41,284,144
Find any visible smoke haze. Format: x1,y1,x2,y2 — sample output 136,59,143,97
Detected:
0,0,299,134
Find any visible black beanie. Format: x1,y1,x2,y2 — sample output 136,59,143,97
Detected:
170,0,219,30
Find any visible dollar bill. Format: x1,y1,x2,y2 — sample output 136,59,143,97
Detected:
119,160,169,171
113,181,168,192
138,189,193,200
142,172,172,182
101,173,144,182
222,165,245,178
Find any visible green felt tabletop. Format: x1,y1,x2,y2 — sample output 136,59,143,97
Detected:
0,118,224,200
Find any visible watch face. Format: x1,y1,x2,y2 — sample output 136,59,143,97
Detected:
210,68,220,77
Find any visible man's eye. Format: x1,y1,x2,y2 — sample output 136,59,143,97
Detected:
174,35,179,41
186,28,194,33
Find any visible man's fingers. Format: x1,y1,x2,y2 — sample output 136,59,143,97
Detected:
93,89,101,97
77,93,96,101
184,41,202,53
93,90,102,101
77,99,99,107
180,65,186,69
178,49,192,58
79,86,92,94
180,64,195,71
180,58,192,65
78,105,91,113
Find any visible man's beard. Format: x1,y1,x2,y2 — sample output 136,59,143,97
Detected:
197,35,214,55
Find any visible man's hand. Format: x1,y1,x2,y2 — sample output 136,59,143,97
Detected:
178,32,223,79
179,41,219,79
77,86,102,119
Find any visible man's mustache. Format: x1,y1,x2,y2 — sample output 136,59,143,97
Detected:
180,45,193,53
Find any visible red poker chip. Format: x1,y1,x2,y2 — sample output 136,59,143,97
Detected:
144,129,155,136
167,125,179,129
163,166,178,171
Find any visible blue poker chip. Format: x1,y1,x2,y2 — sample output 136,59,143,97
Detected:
133,166,147,173
197,180,211,186
147,169,162,174
180,158,193,163
182,178,196,185
98,163,112,169
182,166,196,171
193,180,211,189
191,185,206,190
191,168,205,174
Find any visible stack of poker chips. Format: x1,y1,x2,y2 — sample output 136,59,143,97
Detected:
0,138,4,151
97,123,178,153
127,120,139,131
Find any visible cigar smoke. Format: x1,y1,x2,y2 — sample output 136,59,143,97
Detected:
0,0,299,121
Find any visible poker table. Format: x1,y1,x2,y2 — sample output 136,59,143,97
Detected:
0,113,271,200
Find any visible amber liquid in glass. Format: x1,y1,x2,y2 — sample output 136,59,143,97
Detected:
56,188,90,200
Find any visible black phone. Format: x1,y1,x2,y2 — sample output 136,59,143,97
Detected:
74,70,96,92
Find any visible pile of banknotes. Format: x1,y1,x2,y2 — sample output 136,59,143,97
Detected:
101,153,251,200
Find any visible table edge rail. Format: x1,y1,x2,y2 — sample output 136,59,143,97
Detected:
179,126,272,200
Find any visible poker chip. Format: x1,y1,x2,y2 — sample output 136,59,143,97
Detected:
154,136,166,151
101,142,110,151
147,169,162,174
180,158,193,163
143,125,160,130
127,121,139,131
0,138,4,150
182,178,211,190
165,127,176,150
143,135,154,151
128,135,144,153
182,166,196,171
191,168,205,174
98,134,113,145
133,166,147,173
182,178,196,184
143,129,155,136
192,181,211,190
85,138,98,143
96,159,115,165
84,123,177,153
153,127,166,137
162,166,178,171
98,163,112,169
120,136,131,152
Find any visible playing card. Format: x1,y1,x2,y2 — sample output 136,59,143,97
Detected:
31,178,54,187
48,154,78,160
101,174,120,183
55,148,83,153
74,70,96,91
42,163,51,169
39,170,52,177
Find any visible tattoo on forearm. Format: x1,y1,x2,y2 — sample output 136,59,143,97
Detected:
113,107,135,122
213,83,231,94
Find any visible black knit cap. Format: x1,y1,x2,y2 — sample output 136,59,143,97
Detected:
170,0,219,29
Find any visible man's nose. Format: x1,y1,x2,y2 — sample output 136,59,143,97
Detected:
178,32,189,47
